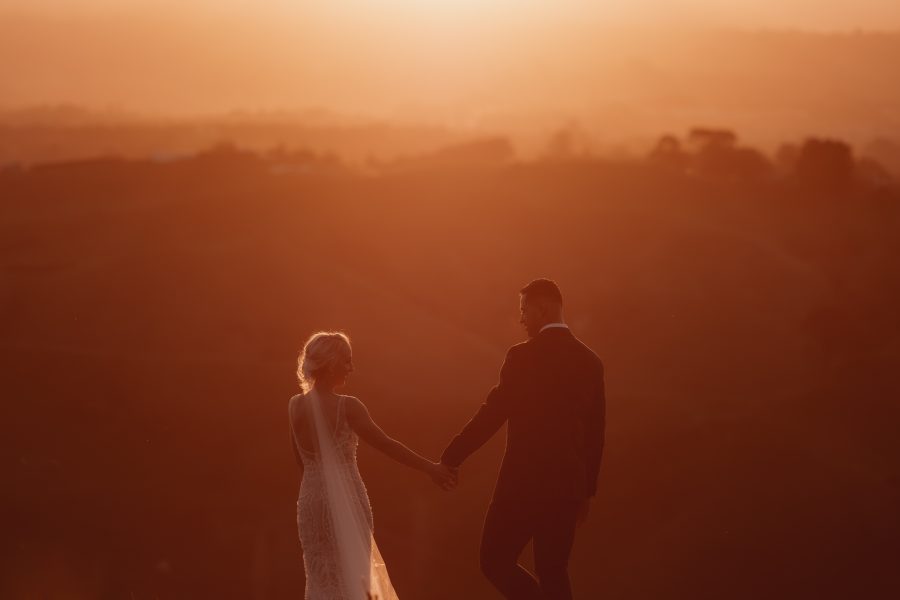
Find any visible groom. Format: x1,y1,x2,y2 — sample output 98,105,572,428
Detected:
441,278,606,600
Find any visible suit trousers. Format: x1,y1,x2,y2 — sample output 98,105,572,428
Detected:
479,495,581,600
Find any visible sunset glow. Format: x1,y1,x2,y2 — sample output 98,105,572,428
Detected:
5,0,900,598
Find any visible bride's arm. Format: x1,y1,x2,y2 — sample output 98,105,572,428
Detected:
345,397,455,488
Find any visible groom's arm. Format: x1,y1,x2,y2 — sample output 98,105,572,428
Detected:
585,361,606,497
440,346,521,468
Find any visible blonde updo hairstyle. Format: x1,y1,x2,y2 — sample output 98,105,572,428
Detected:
297,331,352,393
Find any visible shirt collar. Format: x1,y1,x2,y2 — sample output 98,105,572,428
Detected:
539,323,569,333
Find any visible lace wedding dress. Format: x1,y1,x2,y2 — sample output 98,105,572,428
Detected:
290,393,398,600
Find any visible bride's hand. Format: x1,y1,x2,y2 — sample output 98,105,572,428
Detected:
427,462,458,491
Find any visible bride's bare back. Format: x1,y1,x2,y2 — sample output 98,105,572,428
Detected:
290,392,377,599
290,392,346,455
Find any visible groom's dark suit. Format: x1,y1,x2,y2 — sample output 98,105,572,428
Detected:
442,326,605,600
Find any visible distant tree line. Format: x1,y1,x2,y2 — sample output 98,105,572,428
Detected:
649,127,894,191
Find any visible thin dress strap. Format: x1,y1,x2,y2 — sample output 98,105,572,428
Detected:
333,396,345,436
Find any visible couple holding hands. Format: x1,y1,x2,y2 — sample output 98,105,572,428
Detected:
288,279,605,600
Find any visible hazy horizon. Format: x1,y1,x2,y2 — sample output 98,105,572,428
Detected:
3,3,900,156
4,10,900,154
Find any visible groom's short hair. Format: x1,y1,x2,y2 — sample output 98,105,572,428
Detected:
520,278,563,304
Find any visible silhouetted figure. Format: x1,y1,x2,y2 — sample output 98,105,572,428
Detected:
442,279,606,600
289,332,456,599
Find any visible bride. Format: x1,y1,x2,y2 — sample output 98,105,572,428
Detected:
289,331,457,599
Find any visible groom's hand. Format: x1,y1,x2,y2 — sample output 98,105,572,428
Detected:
444,464,460,489
428,462,458,491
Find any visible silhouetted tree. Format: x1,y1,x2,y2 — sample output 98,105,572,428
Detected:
795,138,854,191
542,124,591,162
381,137,515,172
688,127,737,150
431,137,514,166
728,147,772,181
855,157,893,188
263,146,344,176
863,137,900,179
648,134,689,173
775,143,800,177
190,140,264,176
686,127,771,181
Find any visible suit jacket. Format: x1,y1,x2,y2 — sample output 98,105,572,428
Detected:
441,327,605,505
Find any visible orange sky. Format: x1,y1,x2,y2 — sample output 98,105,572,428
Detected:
7,0,900,30
2,1,900,147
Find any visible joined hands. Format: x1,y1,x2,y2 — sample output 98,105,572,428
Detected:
427,462,459,491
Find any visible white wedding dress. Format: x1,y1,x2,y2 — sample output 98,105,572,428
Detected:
290,392,398,600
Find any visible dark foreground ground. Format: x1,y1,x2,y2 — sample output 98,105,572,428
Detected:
3,148,899,599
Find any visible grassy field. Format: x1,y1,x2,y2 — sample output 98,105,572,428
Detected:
3,146,899,598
